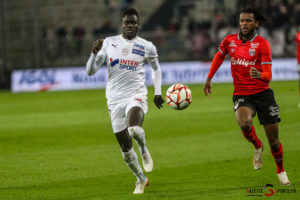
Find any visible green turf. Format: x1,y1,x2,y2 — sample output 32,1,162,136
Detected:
0,81,299,200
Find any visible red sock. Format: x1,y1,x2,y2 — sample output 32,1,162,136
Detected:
271,143,284,173
242,126,262,149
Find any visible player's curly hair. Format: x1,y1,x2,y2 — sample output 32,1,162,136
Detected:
240,7,266,26
122,8,139,21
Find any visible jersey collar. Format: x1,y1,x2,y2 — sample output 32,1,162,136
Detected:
120,34,139,42
237,32,258,42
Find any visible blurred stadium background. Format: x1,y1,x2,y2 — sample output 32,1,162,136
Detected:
0,0,299,89
1,1,300,199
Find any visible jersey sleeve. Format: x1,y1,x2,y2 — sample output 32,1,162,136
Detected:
218,36,229,55
296,32,300,43
146,43,158,59
145,43,161,95
260,39,272,65
86,39,108,76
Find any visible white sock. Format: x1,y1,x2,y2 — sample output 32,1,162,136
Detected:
128,126,147,154
122,148,145,182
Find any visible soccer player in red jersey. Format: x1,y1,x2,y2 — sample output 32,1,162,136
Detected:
296,29,300,94
203,7,291,185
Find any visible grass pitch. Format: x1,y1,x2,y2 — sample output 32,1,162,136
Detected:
0,81,299,200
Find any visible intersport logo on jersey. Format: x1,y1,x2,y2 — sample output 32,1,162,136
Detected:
110,58,138,71
231,57,257,67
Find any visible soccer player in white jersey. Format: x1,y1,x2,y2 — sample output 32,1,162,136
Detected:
86,8,164,194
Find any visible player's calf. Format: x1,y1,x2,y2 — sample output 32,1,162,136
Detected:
122,148,145,181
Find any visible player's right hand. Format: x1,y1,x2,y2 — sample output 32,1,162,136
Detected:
154,95,165,109
92,39,104,54
203,78,212,98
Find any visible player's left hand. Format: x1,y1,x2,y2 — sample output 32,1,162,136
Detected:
154,95,164,109
203,78,212,98
250,67,261,79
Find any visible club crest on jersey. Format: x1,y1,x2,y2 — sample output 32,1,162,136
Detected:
229,41,237,47
122,48,129,56
249,48,256,56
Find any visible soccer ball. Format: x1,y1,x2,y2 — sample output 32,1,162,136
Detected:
166,83,192,110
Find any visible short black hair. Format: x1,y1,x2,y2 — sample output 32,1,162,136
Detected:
240,7,266,25
122,8,139,20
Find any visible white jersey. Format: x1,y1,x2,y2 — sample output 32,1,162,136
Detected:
86,34,161,104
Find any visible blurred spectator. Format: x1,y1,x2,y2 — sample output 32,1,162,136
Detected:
167,18,180,53
214,0,225,14
121,0,134,11
268,29,285,57
93,19,117,39
189,29,212,60
295,4,300,25
41,26,56,65
105,0,121,26
187,16,198,34
153,25,165,55
56,25,68,57
72,25,86,56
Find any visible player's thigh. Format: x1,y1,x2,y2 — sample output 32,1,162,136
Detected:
233,95,255,126
108,103,127,133
255,89,281,125
127,107,144,126
235,106,255,126
125,96,148,127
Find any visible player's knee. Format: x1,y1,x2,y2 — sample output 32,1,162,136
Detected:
128,126,136,137
238,119,252,134
128,126,144,137
240,123,252,134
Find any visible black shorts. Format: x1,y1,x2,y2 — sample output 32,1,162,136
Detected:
232,89,281,125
